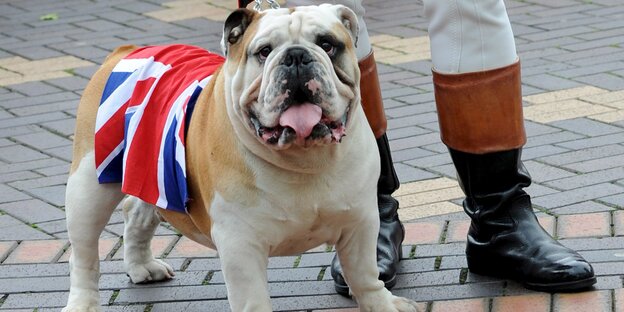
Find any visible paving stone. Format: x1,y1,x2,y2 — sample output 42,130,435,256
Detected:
0,112,70,130
167,236,217,258
556,132,624,150
445,220,469,243
594,275,624,290
431,298,488,312
525,130,584,148
36,218,68,234
403,221,443,245
12,131,72,149
27,184,67,207
0,184,30,203
533,183,624,209
0,92,78,110
182,258,223,272
7,81,62,96
40,117,76,137
491,293,551,312
45,144,73,161
99,271,206,289
0,275,70,293
211,267,322,284
395,281,506,302
0,240,17,262
558,212,612,239
44,74,90,91
523,160,576,183
272,294,357,311
553,290,612,312
4,239,67,264
395,269,461,289
391,146,437,162
564,154,624,173
550,201,615,215
115,284,227,303
614,288,624,312
0,198,65,223
58,237,120,262
523,73,584,91
0,144,49,163
34,163,71,176
151,300,231,312
397,257,436,273
1,290,113,309
112,235,177,260
415,243,465,258
545,167,624,190
521,144,570,160
297,252,333,268
439,255,467,270
395,163,438,183
8,174,67,191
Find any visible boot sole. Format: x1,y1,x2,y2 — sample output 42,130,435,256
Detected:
467,255,597,293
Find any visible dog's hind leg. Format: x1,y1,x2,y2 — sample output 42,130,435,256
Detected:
63,152,125,312
122,197,174,283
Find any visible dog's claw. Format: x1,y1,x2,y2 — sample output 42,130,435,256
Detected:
126,259,175,284
392,296,423,312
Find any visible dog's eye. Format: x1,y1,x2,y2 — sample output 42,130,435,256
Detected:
320,41,334,56
258,46,272,61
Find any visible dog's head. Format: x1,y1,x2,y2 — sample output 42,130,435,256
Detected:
221,4,360,150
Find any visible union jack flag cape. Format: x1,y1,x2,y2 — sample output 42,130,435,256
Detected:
95,44,225,212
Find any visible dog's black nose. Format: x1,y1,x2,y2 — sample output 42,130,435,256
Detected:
282,47,313,67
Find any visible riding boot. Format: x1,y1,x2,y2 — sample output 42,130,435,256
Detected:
434,60,596,292
330,51,405,297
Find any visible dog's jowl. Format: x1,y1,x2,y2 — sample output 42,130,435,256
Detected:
63,5,420,312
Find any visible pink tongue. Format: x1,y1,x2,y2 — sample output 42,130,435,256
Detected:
279,103,322,142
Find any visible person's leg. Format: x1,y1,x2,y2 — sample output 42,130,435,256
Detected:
424,0,596,291
289,0,404,297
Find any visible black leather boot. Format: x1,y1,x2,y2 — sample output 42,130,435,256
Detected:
450,148,596,292
331,134,405,297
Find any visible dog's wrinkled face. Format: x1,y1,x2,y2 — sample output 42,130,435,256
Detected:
222,5,360,150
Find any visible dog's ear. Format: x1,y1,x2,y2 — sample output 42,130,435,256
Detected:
222,8,256,56
333,5,359,48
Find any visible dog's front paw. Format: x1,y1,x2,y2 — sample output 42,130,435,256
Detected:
62,305,100,312
126,258,174,283
358,291,422,312
391,295,422,312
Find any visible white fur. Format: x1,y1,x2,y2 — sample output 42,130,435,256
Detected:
63,152,124,312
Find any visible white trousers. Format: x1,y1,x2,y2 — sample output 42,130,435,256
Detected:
289,0,517,73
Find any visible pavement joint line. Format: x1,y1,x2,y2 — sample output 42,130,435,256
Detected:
159,234,182,259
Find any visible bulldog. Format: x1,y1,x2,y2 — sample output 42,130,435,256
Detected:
63,4,419,312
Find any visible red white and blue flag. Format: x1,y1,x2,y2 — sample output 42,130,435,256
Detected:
95,44,225,212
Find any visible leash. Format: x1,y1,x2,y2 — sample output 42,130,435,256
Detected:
238,0,280,11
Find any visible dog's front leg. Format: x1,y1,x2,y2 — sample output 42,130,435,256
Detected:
336,208,420,312
212,223,272,312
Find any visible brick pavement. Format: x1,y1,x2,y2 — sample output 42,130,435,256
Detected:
0,0,623,311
